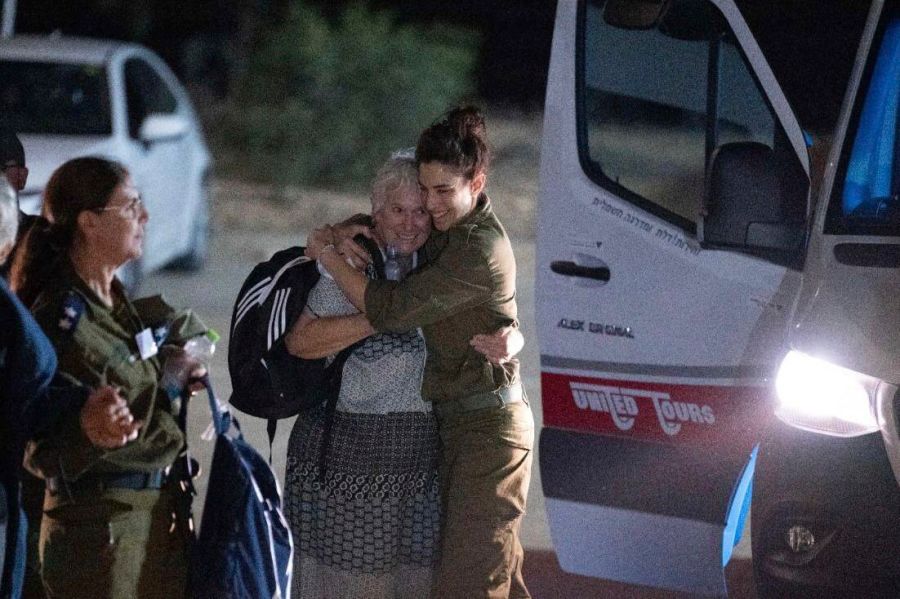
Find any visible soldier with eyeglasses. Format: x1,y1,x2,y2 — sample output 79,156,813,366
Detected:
9,157,209,599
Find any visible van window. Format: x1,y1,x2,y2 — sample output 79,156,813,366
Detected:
826,12,900,237
579,0,781,231
735,1,871,201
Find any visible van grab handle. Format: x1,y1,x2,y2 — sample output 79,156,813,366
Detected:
550,260,610,282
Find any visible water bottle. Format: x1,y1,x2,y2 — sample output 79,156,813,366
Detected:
384,244,402,281
182,329,219,365
161,329,219,399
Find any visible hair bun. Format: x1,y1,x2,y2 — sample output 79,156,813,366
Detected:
444,105,485,140
417,104,491,178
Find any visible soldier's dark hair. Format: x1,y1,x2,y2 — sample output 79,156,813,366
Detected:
415,105,491,180
11,157,129,306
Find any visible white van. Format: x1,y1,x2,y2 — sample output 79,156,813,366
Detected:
537,0,900,597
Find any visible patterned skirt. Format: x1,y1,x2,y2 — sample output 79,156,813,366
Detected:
284,403,441,599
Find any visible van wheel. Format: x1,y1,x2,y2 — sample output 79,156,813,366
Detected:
168,186,209,271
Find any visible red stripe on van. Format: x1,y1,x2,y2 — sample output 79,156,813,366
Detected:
541,372,771,444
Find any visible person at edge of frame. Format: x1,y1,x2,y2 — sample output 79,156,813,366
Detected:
0,128,34,280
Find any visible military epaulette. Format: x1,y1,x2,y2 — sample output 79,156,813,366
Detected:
58,291,86,335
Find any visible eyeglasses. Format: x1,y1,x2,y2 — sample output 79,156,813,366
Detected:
97,196,144,219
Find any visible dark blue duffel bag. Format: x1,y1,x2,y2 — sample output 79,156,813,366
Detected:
190,377,293,599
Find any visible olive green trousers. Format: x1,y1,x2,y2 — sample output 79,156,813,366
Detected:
432,400,534,599
39,488,187,599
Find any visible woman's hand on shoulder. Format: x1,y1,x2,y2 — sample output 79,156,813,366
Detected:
305,225,336,261
80,386,143,448
306,220,373,269
470,325,525,365
335,236,372,271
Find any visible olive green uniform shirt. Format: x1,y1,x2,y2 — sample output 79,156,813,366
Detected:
24,261,206,483
365,194,519,405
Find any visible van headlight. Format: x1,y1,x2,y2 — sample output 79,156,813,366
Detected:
775,350,881,437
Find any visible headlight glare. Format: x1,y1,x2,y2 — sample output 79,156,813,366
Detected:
774,350,880,437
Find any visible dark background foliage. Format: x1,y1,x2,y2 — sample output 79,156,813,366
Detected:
8,0,871,185
12,0,557,107
214,3,479,187
11,0,873,128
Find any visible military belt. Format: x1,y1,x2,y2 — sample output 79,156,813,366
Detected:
433,383,524,420
47,470,166,496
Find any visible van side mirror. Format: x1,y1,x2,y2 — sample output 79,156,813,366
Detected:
139,113,189,145
702,142,806,257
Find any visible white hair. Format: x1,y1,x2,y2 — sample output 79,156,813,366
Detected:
0,177,18,255
370,148,419,215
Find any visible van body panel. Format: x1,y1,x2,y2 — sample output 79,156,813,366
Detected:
789,2,900,387
790,236,900,384
538,0,810,594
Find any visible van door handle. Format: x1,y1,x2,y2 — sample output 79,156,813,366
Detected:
550,260,610,281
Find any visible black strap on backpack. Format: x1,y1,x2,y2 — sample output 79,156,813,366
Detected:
171,383,202,555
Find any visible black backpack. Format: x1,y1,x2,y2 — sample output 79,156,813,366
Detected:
228,247,331,453
227,240,383,457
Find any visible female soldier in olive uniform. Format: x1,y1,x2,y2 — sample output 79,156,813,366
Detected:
11,157,207,599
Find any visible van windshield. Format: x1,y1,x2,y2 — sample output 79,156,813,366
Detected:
826,11,900,237
0,61,112,136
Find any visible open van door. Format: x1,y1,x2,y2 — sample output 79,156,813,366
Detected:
537,0,811,595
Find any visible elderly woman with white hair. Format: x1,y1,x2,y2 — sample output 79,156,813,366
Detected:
281,151,522,599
